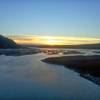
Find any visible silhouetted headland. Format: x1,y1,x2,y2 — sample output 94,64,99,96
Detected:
0,35,20,49
0,35,39,56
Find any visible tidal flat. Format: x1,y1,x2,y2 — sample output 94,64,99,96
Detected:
42,55,100,86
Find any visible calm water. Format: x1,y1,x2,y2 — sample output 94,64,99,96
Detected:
0,53,100,100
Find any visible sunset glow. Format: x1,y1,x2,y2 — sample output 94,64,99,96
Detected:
44,39,62,45
8,35,100,45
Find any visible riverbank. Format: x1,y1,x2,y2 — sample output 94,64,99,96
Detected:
42,55,100,85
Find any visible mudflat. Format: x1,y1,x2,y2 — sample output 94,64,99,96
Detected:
42,56,100,77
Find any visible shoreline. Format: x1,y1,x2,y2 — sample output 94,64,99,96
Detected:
42,55,100,86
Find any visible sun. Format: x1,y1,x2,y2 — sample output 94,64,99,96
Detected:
46,39,60,45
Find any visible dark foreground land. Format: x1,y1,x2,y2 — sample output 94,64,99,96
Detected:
42,55,100,86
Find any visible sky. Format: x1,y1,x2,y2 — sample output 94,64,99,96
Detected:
0,0,100,45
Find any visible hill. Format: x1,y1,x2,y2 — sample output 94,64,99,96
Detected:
0,35,19,49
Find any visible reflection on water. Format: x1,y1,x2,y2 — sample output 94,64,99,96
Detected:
41,48,100,56
0,53,100,100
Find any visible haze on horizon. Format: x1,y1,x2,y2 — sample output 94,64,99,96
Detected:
0,0,100,45
6,35,100,45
